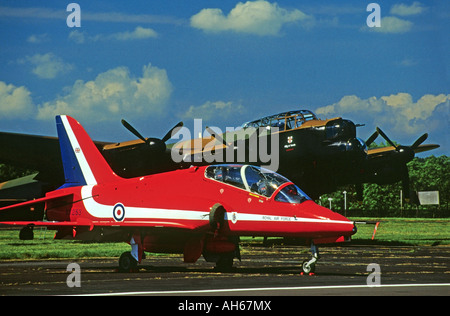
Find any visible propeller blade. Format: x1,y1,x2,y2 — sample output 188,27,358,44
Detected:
205,126,229,148
413,143,440,154
411,133,428,150
401,165,410,202
161,121,183,143
355,183,363,201
121,119,147,144
365,130,379,147
376,127,397,149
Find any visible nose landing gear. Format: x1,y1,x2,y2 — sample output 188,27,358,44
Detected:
301,242,319,275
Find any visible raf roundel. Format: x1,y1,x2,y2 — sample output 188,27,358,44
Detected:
113,203,125,222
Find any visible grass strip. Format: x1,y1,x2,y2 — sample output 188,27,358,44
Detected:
0,218,448,260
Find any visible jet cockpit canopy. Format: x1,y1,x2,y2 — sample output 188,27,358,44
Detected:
205,165,310,204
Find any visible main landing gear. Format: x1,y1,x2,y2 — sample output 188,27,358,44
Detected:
118,251,138,272
118,236,142,272
301,242,319,275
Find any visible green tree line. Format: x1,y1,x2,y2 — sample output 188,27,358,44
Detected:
318,155,449,218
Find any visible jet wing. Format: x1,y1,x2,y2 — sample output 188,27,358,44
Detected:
0,220,205,231
0,193,208,231
0,192,74,212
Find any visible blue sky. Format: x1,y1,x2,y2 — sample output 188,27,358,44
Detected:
0,0,448,155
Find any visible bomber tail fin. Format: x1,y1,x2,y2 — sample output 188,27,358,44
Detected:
56,115,118,187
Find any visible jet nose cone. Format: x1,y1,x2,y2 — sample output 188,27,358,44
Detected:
306,201,356,236
330,212,357,236
352,223,358,235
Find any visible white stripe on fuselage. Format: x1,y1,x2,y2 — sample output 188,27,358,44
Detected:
81,185,210,222
227,212,353,225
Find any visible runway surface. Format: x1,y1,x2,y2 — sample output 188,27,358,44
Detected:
1,242,449,296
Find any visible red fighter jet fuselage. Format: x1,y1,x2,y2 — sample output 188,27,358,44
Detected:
0,115,356,273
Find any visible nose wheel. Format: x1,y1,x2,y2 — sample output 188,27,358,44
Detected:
301,259,316,274
301,242,319,275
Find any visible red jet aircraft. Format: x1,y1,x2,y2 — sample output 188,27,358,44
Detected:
0,115,356,273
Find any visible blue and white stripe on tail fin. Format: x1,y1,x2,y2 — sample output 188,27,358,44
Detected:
56,115,118,188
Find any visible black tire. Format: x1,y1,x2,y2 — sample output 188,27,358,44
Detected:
19,226,34,240
118,251,138,272
214,254,234,272
209,204,225,230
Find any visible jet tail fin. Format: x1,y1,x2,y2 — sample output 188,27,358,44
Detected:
56,115,118,187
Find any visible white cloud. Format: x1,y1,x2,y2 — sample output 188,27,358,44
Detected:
0,81,35,119
27,33,50,43
365,16,413,34
81,11,184,25
111,26,158,40
190,0,313,36
69,26,158,44
390,2,425,16
0,6,183,25
315,93,449,137
180,101,246,121
18,53,73,79
379,16,412,33
381,93,448,124
68,30,85,44
397,57,418,67
0,6,62,20
363,2,426,36
37,63,172,122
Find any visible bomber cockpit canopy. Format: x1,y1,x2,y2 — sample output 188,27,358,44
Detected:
241,110,318,131
205,165,310,204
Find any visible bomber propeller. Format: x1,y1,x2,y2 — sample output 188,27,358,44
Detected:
374,127,430,202
376,127,428,159
121,119,183,153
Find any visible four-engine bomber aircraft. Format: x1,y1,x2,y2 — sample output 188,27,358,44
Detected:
0,115,356,273
0,109,439,219
183,110,439,201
